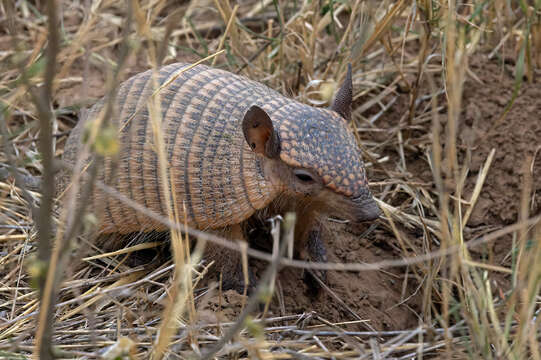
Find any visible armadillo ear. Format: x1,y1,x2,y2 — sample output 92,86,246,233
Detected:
242,105,281,158
331,63,353,121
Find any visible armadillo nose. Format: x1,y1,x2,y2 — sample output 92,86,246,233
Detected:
354,197,381,223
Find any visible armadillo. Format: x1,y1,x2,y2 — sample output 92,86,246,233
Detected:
59,62,380,292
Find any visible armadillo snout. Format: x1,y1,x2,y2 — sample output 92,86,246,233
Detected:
351,195,381,223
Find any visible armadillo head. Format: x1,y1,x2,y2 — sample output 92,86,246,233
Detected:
242,64,380,223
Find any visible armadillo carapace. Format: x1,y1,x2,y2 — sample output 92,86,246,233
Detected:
61,62,380,292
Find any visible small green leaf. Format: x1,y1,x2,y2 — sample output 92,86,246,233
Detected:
92,124,119,156
244,315,264,338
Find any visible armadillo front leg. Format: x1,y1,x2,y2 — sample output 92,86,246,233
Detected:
205,224,256,294
294,213,328,296
301,223,328,296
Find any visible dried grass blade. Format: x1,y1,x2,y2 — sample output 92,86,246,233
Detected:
359,0,409,56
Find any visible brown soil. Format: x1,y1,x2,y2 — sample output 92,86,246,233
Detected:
61,53,541,332
461,57,541,227
200,221,420,331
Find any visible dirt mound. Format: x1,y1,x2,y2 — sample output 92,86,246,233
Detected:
198,221,420,331
274,225,419,330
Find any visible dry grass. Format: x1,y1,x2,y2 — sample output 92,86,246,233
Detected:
1,0,541,359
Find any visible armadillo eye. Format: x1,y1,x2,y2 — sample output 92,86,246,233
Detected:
293,169,314,183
